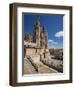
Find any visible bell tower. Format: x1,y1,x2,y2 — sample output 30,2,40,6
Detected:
34,16,41,47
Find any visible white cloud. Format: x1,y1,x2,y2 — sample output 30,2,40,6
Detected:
48,39,58,45
55,31,63,37
48,39,58,48
48,40,53,42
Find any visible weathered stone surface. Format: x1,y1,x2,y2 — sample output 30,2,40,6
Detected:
24,58,58,74
24,58,37,74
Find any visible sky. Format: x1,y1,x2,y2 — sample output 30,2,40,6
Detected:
23,14,63,49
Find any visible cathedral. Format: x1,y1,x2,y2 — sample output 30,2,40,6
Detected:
24,16,53,74
24,16,48,49
24,16,63,74
24,16,50,61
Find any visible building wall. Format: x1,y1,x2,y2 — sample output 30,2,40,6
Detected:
26,48,36,56
25,47,50,61
25,48,43,55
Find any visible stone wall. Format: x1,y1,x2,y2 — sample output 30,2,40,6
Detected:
25,47,50,61
25,48,36,56
25,47,45,56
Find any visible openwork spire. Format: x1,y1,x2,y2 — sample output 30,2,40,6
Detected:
36,16,40,22
36,16,40,26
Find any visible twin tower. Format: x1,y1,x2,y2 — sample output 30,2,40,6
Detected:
24,16,48,49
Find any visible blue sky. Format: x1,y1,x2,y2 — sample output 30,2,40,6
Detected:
23,14,63,48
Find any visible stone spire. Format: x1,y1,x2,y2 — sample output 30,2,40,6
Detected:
42,25,48,48
36,16,40,27
34,16,41,47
